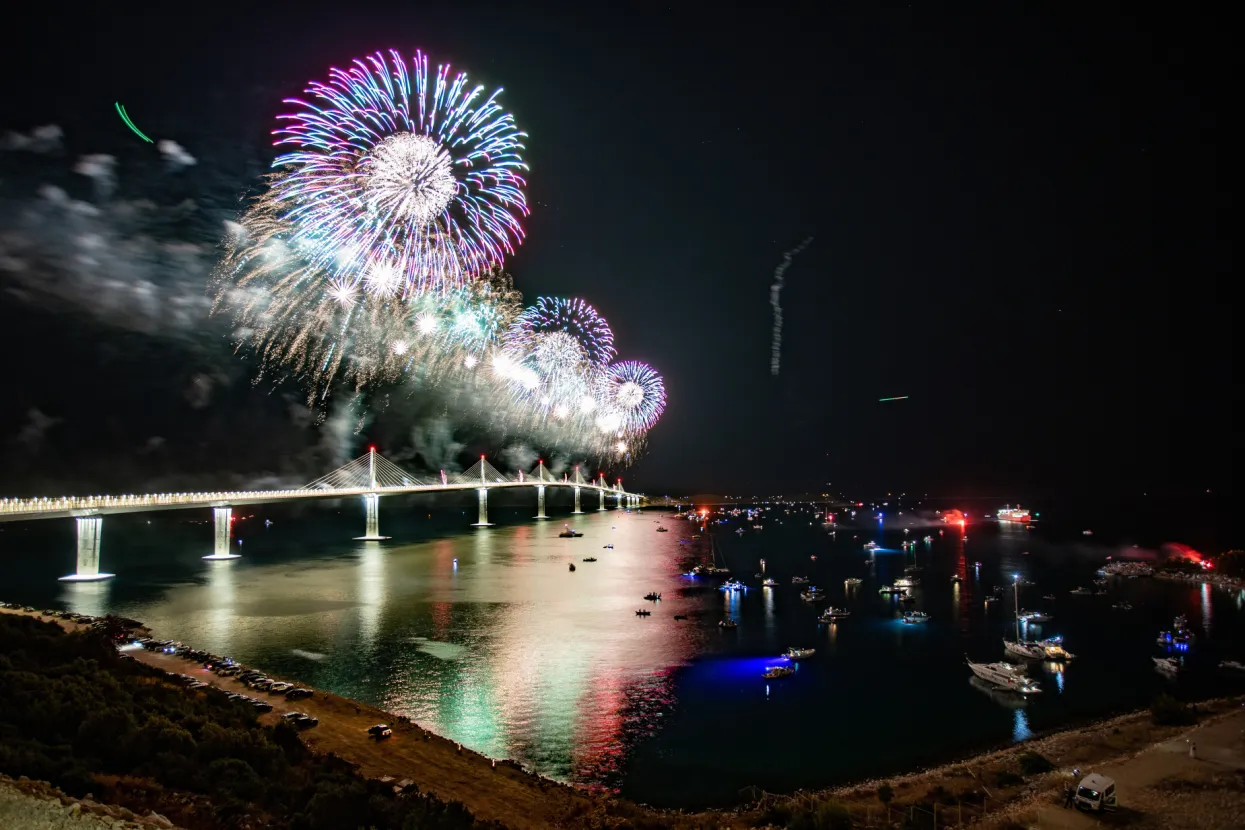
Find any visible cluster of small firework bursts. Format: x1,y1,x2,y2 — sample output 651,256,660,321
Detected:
214,50,665,460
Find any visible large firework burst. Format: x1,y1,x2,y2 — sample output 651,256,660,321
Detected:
506,297,616,366
271,49,528,296
598,361,667,436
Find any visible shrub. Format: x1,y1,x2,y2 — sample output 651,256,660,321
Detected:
994,770,1024,788
876,782,894,806
1017,751,1055,776
1151,693,1198,726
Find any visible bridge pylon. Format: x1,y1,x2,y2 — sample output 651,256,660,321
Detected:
354,494,391,541
59,516,114,582
203,506,242,560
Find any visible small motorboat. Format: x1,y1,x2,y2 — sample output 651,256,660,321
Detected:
800,587,826,602
568,563,576,572
718,619,737,629
559,528,583,538
1042,594,1057,601
1082,529,1093,536
1153,656,1180,673
923,536,932,543
898,594,916,604
844,577,863,586
791,576,809,584
762,578,778,587
643,592,661,601
1019,610,1053,622
719,579,745,592
950,575,963,583
863,542,880,550
1219,660,1245,672
1112,602,1132,611
673,614,688,621
783,647,816,660
582,557,597,562
810,554,817,561
902,611,930,624
1070,586,1092,595
819,607,851,622
635,609,651,616
656,527,669,533
603,544,613,549
763,665,796,679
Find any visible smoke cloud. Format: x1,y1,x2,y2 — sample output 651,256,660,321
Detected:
769,237,813,376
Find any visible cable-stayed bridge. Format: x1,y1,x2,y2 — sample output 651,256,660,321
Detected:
0,449,645,582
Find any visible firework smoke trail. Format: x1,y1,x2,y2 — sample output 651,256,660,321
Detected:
769,237,813,376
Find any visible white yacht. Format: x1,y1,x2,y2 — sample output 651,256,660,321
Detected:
719,579,745,592
1003,638,1047,659
800,587,826,602
894,577,919,588
878,585,906,595
819,607,851,622
967,660,1043,694
762,578,778,588
783,647,816,660
1040,636,1076,660
763,665,795,679
791,575,810,585
1069,586,1092,595
863,541,880,550
844,577,863,586
902,611,930,624
1018,610,1052,623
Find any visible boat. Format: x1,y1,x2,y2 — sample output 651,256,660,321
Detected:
878,585,906,595
783,647,816,660
923,536,932,542
902,611,930,624
1152,656,1180,674
656,527,668,533
735,528,744,535
1112,602,1132,611
762,578,778,587
863,541,880,550
1219,660,1245,672
800,587,826,602
635,609,651,616
763,665,796,679
603,544,613,549
810,555,817,561
1018,610,1052,623
559,529,583,538
643,592,661,601
899,594,916,604
844,577,863,586
791,576,809,585
1082,529,1093,536
969,675,1029,709
997,505,1032,523
1039,636,1075,660
673,614,688,620
950,574,963,583
1042,594,1057,601
568,563,576,572
819,607,851,622
582,557,597,562
904,565,923,573
1070,587,1092,595
719,579,745,592
894,577,919,588
1157,629,1194,646
718,619,737,629
752,525,763,530
1173,614,1188,630
967,659,1043,694
1003,638,1047,659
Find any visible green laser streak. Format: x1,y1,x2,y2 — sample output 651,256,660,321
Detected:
115,102,153,143
878,396,909,402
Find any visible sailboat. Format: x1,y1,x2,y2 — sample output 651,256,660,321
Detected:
1003,578,1047,659
697,535,731,576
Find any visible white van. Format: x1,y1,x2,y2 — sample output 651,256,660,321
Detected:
1075,773,1117,811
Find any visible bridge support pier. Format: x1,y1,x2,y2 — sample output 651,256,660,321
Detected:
615,492,623,510
203,507,242,560
471,488,494,527
572,487,583,514
597,489,606,512
534,485,549,519
59,517,114,582
354,494,391,541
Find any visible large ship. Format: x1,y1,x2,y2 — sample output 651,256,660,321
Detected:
997,505,1032,523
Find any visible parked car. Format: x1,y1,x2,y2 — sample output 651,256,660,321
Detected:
368,724,393,740
285,688,314,700
282,712,318,730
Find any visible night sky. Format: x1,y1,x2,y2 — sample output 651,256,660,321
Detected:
0,3,1231,501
